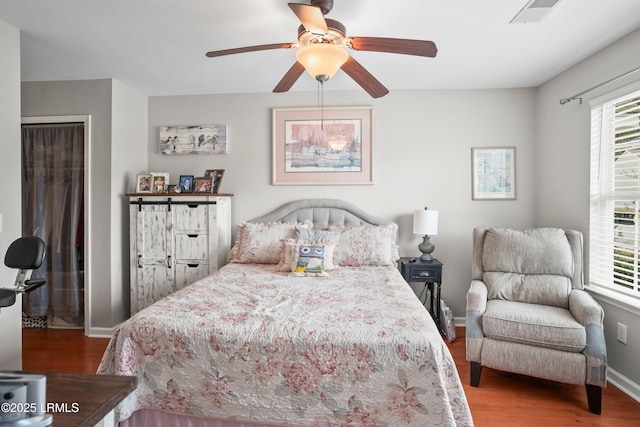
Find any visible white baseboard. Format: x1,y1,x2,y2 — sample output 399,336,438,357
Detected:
607,367,640,403
453,317,640,403
86,326,117,338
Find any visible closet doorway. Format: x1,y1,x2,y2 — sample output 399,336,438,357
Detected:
21,116,91,331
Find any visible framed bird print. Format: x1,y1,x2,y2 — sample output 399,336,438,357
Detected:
159,124,228,155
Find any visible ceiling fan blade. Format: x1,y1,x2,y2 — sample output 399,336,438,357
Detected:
273,62,306,93
206,43,295,58
340,56,389,98
288,3,328,35
348,37,437,57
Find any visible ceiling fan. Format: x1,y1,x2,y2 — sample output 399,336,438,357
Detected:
205,0,438,98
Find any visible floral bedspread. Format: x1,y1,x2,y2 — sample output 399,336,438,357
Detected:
98,264,473,426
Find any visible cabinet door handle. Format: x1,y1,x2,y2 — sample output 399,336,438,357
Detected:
419,271,430,277
138,254,142,268
167,255,172,268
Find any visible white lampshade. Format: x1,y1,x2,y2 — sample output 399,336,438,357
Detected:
296,43,349,80
413,209,439,236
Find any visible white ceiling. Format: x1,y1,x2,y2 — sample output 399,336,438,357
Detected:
1,0,640,97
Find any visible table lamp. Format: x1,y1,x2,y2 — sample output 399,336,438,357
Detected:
413,207,439,261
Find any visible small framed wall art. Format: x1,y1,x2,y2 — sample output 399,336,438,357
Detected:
471,147,516,200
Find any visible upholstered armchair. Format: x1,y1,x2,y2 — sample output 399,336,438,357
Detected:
466,227,607,414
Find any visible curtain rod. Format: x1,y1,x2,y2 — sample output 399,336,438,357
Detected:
559,66,640,105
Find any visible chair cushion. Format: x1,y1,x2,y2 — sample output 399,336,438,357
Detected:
483,272,572,308
482,227,574,307
483,300,586,353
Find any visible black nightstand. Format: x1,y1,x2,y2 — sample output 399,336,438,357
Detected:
398,257,443,327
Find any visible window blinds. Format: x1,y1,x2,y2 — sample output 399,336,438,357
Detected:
590,90,640,300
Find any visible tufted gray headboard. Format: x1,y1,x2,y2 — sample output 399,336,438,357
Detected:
248,199,391,228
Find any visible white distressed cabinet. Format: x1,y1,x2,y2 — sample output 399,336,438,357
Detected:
128,194,232,315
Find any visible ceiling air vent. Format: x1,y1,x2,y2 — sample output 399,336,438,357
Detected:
510,0,561,24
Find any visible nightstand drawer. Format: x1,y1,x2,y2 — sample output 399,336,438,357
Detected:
408,266,441,282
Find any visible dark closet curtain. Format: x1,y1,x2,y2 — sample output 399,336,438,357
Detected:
22,123,84,327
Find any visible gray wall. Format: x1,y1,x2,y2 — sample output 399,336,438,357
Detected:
21,79,147,335
536,27,640,394
148,88,537,319
0,19,23,369
111,80,149,324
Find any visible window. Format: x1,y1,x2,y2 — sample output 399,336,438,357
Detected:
590,89,640,304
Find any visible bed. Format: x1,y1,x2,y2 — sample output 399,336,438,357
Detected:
98,199,473,426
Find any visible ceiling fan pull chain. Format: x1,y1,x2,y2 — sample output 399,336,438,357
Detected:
317,79,325,131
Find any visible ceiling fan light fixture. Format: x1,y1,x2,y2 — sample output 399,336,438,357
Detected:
296,43,349,80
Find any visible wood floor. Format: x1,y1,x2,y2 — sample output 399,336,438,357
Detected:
22,327,109,374
23,326,640,426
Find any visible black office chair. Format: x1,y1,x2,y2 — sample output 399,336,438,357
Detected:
0,236,47,308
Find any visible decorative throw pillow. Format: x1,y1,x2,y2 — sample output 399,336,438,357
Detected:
231,220,312,264
277,238,296,272
288,241,335,277
325,223,399,266
295,227,341,266
278,238,336,272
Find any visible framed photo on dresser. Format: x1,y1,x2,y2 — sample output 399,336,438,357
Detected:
205,169,225,193
179,175,194,192
150,173,169,193
194,176,213,193
136,174,152,193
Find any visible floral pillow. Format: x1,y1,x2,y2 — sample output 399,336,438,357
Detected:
288,241,336,277
278,238,336,272
231,220,312,264
325,223,399,266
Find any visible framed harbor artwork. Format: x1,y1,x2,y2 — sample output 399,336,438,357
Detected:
159,124,228,155
272,106,373,185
